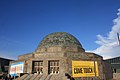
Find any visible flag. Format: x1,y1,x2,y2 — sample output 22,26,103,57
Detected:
117,32,120,45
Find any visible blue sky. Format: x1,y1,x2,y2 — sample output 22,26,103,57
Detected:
0,0,120,59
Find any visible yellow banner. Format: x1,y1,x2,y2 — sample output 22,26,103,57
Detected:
72,61,99,77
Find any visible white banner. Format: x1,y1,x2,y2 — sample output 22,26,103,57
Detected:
10,62,24,76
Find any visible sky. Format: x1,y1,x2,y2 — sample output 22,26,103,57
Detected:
0,0,120,60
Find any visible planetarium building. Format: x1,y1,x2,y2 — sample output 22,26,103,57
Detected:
9,32,112,80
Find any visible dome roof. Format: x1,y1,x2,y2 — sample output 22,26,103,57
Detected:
37,32,83,49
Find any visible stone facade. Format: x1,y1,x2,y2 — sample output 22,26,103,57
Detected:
9,32,112,80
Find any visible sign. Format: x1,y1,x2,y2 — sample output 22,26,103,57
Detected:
10,62,24,76
72,61,99,77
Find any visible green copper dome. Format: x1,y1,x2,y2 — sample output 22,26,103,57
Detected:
37,32,83,49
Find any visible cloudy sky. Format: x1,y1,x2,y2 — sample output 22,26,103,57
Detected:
0,0,120,59
91,8,120,59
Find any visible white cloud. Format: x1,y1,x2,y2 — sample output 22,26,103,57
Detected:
90,8,120,59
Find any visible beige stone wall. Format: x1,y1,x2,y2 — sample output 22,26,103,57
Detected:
20,52,67,80
36,46,85,53
113,73,120,80
9,46,112,80
64,52,106,80
18,53,34,60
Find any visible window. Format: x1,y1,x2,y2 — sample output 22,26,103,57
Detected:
33,61,43,74
4,66,9,72
48,60,59,74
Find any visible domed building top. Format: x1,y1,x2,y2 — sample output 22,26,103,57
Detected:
37,32,83,49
